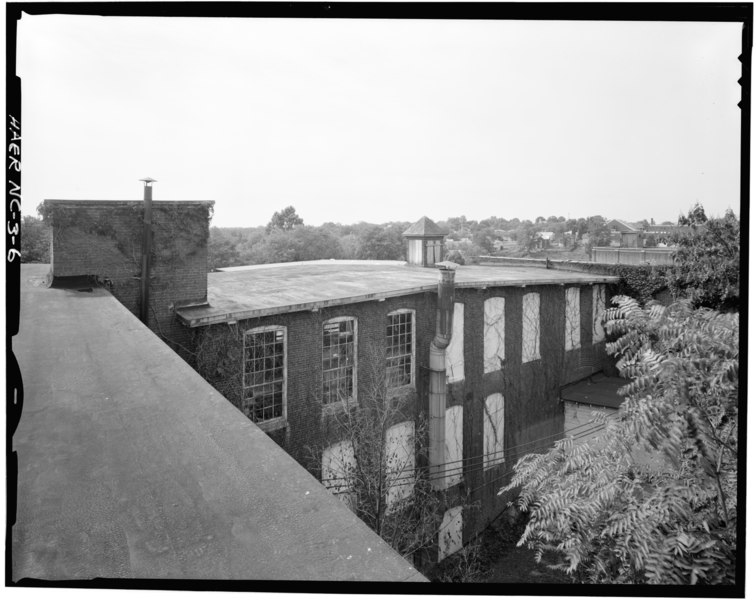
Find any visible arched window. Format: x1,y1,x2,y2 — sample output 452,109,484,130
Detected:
242,325,286,427
386,309,415,389
483,393,505,469
322,440,356,500
438,506,463,561
484,297,506,373
445,405,464,487
322,317,357,404
522,292,540,363
445,302,465,383
565,287,581,351
385,421,415,510
592,284,606,343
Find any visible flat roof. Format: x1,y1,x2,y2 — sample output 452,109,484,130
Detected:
560,374,628,409
12,264,425,582
177,260,618,327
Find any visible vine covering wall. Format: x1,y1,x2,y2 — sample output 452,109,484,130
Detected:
43,199,213,359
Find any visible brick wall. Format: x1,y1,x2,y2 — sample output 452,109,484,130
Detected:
193,279,612,550
44,199,213,359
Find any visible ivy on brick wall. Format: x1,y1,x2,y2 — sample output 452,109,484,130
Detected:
40,201,212,267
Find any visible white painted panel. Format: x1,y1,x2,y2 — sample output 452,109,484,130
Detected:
408,239,423,265
322,440,356,499
385,420,415,510
593,284,606,343
438,506,464,561
483,297,506,373
445,302,465,383
445,405,463,487
484,393,505,469
522,292,540,363
565,287,581,351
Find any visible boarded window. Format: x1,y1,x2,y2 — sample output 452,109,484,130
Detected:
522,292,540,363
592,284,606,343
445,302,465,383
385,421,415,510
565,287,581,351
322,318,356,404
483,297,506,374
386,310,414,389
438,506,464,561
322,440,356,500
445,405,464,487
242,326,286,423
483,393,505,469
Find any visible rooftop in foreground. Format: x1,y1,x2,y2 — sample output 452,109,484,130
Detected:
177,259,619,327
12,264,425,582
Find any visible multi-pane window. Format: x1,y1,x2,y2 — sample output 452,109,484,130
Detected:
322,317,357,404
386,310,414,389
242,326,286,424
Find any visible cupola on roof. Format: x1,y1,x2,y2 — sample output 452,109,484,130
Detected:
402,216,447,238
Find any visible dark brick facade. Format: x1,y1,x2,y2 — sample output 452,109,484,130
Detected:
44,199,213,358
192,280,611,547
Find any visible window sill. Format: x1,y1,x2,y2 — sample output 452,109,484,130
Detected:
386,383,415,399
322,397,357,416
254,417,288,433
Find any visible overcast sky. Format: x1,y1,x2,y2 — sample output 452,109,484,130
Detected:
17,14,742,228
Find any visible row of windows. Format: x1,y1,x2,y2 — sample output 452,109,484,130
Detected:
241,285,606,426
241,310,415,425
322,392,505,501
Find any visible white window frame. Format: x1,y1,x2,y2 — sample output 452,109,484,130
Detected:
386,309,416,391
322,316,358,405
242,325,287,431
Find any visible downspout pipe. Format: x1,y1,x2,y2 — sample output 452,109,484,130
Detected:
429,261,457,490
139,177,156,325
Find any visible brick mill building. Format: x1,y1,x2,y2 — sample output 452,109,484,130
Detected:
40,196,619,564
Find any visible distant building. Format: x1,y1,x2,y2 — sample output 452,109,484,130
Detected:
607,219,642,248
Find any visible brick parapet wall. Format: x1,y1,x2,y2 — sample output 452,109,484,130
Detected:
44,199,213,360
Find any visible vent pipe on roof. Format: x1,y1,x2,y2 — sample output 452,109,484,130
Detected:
139,178,156,325
429,261,457,490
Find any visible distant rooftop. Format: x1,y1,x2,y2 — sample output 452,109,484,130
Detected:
177,259,618,327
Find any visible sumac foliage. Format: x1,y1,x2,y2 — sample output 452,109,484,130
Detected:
502,296,738,584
